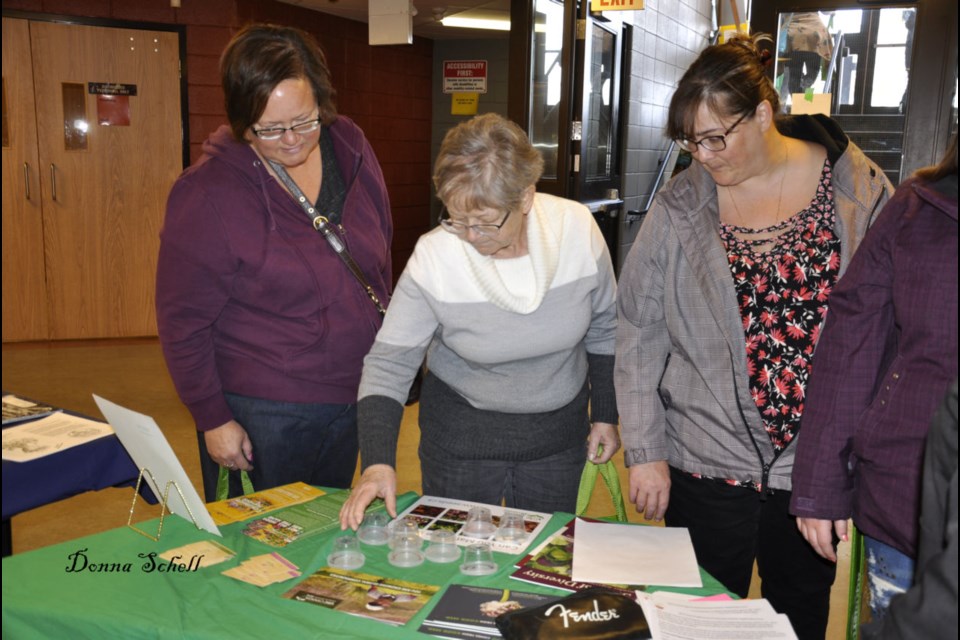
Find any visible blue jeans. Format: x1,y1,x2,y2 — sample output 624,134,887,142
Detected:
198,393,358,501
864,535,915,622
419,440,585,514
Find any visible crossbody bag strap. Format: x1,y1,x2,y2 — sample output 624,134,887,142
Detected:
268,159,386,315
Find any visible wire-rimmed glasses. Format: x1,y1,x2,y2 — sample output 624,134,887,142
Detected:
439,207,512,237
676,111,751,153
251,117,321,141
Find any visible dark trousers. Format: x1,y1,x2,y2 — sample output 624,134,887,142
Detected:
198,392,358,501
419,440,585,514
666,468,836,640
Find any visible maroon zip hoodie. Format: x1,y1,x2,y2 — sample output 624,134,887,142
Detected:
156,117,393,431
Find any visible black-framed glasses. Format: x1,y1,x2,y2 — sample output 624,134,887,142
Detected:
677,111,751,153
439,207,512,237
251,117,321,141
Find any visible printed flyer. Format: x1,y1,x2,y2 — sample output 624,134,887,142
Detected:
284,567,439,626
394,496,551,554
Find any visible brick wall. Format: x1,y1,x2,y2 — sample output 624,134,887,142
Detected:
2,0,432,278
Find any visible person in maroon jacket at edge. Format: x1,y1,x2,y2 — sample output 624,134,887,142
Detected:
791,134,958,622
156,24,393,500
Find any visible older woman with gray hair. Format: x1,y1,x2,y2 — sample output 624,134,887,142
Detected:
340,113,619,527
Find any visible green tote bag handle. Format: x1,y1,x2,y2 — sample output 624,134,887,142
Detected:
575,446,628,522
215,466,255,501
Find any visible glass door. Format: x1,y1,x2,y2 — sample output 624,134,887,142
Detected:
754,0,957,184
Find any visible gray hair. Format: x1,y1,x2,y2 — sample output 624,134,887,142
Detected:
433,113,544,213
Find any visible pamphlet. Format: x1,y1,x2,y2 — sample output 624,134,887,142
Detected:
394,496,551,554
222,553,301,587
2,395,58,425
510,518,642,599
207,482,326,525
636,592,798,639
419,584,554,639
1,411,113,462
284,567,439,626
159,540,236,569
242,491,385,547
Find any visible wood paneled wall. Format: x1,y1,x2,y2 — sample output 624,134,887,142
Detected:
1,0,433,280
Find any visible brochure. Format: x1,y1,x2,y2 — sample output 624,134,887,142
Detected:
394,496,551,554
284,567,439,626
2,395,58,425
207,482,326,525
242,491,384,547
2,411,112,462
419,584,554,639
510,519,642,600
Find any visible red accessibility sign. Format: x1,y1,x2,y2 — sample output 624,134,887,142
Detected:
443,60,488,94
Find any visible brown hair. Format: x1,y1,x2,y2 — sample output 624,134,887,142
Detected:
220,24,337,141
433,114,544,213
914,134,958,183
667,34,779,142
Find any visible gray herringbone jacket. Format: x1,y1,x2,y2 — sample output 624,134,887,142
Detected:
615,115,893,491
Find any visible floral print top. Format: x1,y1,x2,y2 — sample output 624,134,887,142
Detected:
693,160,841,491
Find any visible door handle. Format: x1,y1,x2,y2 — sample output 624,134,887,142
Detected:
50,164,58,202
24,163,31,201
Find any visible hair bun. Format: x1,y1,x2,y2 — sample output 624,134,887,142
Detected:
758,49,773,68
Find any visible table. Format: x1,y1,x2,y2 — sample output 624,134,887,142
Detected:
1,491,729,639
2,395,154,556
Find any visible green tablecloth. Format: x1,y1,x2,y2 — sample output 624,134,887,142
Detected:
1,491,729,639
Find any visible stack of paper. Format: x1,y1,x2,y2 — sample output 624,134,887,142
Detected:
636,591,797,639
570,519,702,588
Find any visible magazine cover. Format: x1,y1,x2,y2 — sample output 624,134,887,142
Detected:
394,496,552,554
283,567,440,626
510,520,643,600
419,584,555,639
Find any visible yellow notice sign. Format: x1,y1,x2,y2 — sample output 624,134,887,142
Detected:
590,0,643,10
451,93,479,115
718,23,750,43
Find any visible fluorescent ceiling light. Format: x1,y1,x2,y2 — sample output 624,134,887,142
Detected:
441,16,511,31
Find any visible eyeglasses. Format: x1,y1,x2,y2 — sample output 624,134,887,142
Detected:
251,117,321,141
677,111,751,153
439,207,512,237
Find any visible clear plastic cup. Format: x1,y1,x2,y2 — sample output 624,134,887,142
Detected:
387,516,422,549
424,529,462,563
388,527,424,568
462,506,496,537
459,542,497,576
495,511,527,543
327,533,365,570
357,512,391,546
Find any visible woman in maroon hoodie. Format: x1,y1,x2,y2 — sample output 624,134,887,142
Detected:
156,24,393,500
791,135,958,621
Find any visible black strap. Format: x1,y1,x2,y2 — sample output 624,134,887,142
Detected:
268,159,386,315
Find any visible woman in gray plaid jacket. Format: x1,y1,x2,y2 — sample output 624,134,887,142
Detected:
614,34,891,640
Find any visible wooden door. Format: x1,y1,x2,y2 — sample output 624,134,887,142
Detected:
29,21,182,339
2,18,48,341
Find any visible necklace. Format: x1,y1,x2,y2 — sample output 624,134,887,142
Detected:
724,142,790,234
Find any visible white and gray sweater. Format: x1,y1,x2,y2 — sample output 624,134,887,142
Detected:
358,192,618,469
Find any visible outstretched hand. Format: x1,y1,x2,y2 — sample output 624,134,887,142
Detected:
339,464,397,530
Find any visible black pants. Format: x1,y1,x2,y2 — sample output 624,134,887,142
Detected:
666,468,836,640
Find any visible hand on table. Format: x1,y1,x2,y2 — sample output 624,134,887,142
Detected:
587,422,620,463
204,420,254,472
797,517,848,562
340,464,397,530
628,460,670,521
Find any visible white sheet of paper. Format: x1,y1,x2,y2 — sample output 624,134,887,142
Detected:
637,592,797,640
93,395,220,536
570,518,702,587
1,412,113,462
